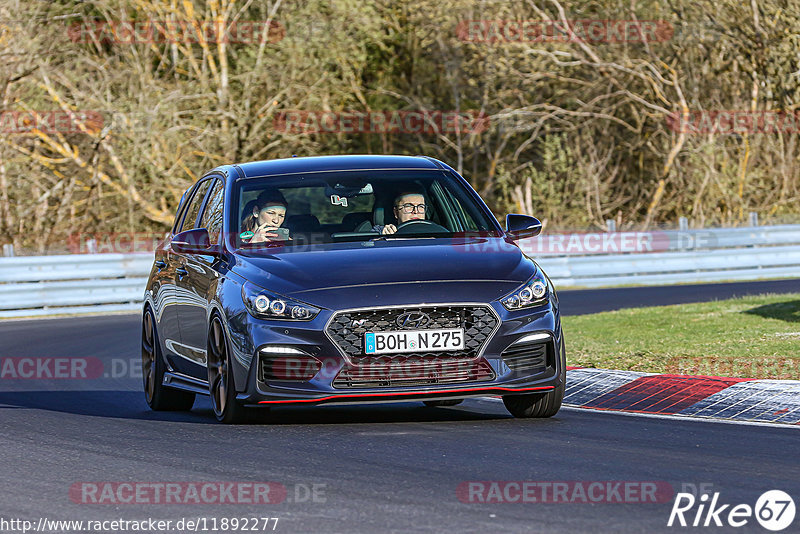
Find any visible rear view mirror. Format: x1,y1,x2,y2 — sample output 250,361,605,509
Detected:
505,214,542,240
326,182,373,198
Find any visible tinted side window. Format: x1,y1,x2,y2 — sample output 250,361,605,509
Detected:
172,189,191,233
199,179,224,244
179,180,212,232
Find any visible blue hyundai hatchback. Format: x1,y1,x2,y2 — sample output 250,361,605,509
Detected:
142,155,565,423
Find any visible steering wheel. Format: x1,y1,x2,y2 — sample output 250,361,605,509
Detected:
395,219,449,234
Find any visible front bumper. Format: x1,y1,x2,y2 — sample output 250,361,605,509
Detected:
230,301,564,406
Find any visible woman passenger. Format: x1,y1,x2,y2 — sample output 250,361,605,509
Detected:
241,190,290,243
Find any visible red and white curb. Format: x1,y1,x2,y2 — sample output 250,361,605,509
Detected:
564,368,800,425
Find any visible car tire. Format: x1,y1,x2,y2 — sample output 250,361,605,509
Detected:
207,315,248,424
502,333,566,418
141,307,196,411
423,399,463,407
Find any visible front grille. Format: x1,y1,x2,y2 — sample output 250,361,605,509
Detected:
501,340,552,377
326,305,499,365
333,355,495,388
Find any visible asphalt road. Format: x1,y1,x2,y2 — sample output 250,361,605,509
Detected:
557,277,800,315
1,280,799,533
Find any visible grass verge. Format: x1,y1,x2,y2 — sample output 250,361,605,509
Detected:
562,292,800,379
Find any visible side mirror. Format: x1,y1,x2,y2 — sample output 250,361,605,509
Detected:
172,228,218,255
505,214,542,240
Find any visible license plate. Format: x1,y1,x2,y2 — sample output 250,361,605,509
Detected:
364,328,464,355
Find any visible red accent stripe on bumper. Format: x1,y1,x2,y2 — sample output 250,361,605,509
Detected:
257,385,555,405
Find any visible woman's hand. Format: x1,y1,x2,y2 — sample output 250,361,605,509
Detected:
250,223,280,243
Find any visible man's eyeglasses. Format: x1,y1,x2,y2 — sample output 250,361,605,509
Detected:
396,203,427,213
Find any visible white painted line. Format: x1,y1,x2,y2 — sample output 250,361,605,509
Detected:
559,404,800,429
772,406,800,424
735,393,799,420
681,380,800,423
0,309,139,322
679,383,761,416
477,397,800,428
738,383,800,423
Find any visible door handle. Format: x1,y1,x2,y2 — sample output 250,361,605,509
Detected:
154,260,167,270
176,267,188,278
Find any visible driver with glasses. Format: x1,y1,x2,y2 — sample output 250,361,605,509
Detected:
374,192,428,235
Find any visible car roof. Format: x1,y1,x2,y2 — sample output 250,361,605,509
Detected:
232,155,444,179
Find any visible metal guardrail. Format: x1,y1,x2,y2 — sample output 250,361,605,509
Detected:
0,254,151,318
522,225,800,255
521,225,800,287
0,225,798,317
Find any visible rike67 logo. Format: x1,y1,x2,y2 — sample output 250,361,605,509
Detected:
668,490,795,531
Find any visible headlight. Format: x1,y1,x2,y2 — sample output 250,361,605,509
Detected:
501,276,548,310
242,281,320,321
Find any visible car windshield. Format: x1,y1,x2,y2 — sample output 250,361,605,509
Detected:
231,169,500,249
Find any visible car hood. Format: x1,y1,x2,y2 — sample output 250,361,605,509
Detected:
230,237,536,309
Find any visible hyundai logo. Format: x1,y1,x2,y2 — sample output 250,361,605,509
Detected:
396,311,431,328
